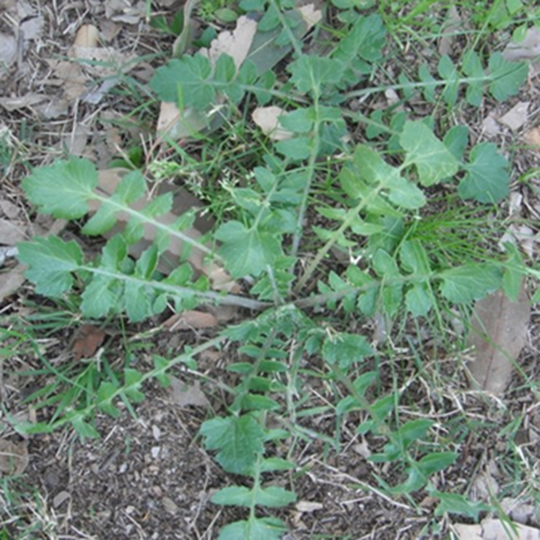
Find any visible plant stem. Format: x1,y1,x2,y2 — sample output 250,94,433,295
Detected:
294,187,382,291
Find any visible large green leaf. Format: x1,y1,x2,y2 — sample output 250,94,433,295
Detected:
218,517,287,540
458,142,509,203
200,414,265,475
400,121,458,186
439,264,502,303
322,332,373,370
215,221,282,277
22,157,97,219
488,53,528,102
17,237,83,297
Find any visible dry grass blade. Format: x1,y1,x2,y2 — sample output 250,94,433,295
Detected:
467,285,530,394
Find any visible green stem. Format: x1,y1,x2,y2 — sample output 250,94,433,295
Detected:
294,186,383,292
84,265,271,310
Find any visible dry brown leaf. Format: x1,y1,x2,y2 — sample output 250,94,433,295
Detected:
0,266,26,302
72,324,106,361
169,377,209,408
499,101,530,131
298,3,323,29
163,310,218,330
0,33,17,68
467,285,530,394
0,94,47,111
524,127,540,149
0,218,26,243
156,102,210,139
19,16,43,41
252,106,293,141
454,519,540,540
0,438,29,476
200,15,257,69
438,6,462,56
503,27,540,77
482,113,501,138
74,24,100,47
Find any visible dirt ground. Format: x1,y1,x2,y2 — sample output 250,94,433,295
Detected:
1,1,540,539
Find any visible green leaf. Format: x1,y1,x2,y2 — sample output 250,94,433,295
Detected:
275,137,312,160
288,55,344,94
81,275,119,319
200,414,265,475
260,457,296,472
443,125,469,161
462,51,484,106
458,142,509,203
386,174,426,209
401,121,458,186
212,485,296,508
333,13,386,67
433,491,491,519
323,333,373,370
215,221,282,277
488,53,528,102
438,55,460,105
123,368,145,402
83,170,147,235
22,157,97,219
439,264,502,303
97,382,121,418
417,451,457,476
17,237,83,297
218,517,287,540
279,107,314,133
418,63,437,103
502,242,524,301
400,240,430,274
406,284,433,317
150,54,214,108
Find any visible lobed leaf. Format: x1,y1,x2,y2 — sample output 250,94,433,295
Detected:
401,121,458,186
17,237,83,297
22,157,98,219
200,414,265,475
458,142,509,203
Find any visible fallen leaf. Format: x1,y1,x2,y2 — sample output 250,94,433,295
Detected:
19,16,43,41
298,3,323,29
0,219,26,244
503,26,540,76
72,324,106,361
438,6,461,56
0,266,26,302
0,33,17,69
156,102,210,140
0,94,47,111
454,518,540,540
467,285,530,394
499,224,537,258
0,199,20,219
499,101,530,131
73,24,99,47
524,127,540,148
0,438,29,475
501,497,537,526
169,377,209,408
163,310,218,330
296,501,324,513
482,113,501,138
252,106,293,140
200,15,257,69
